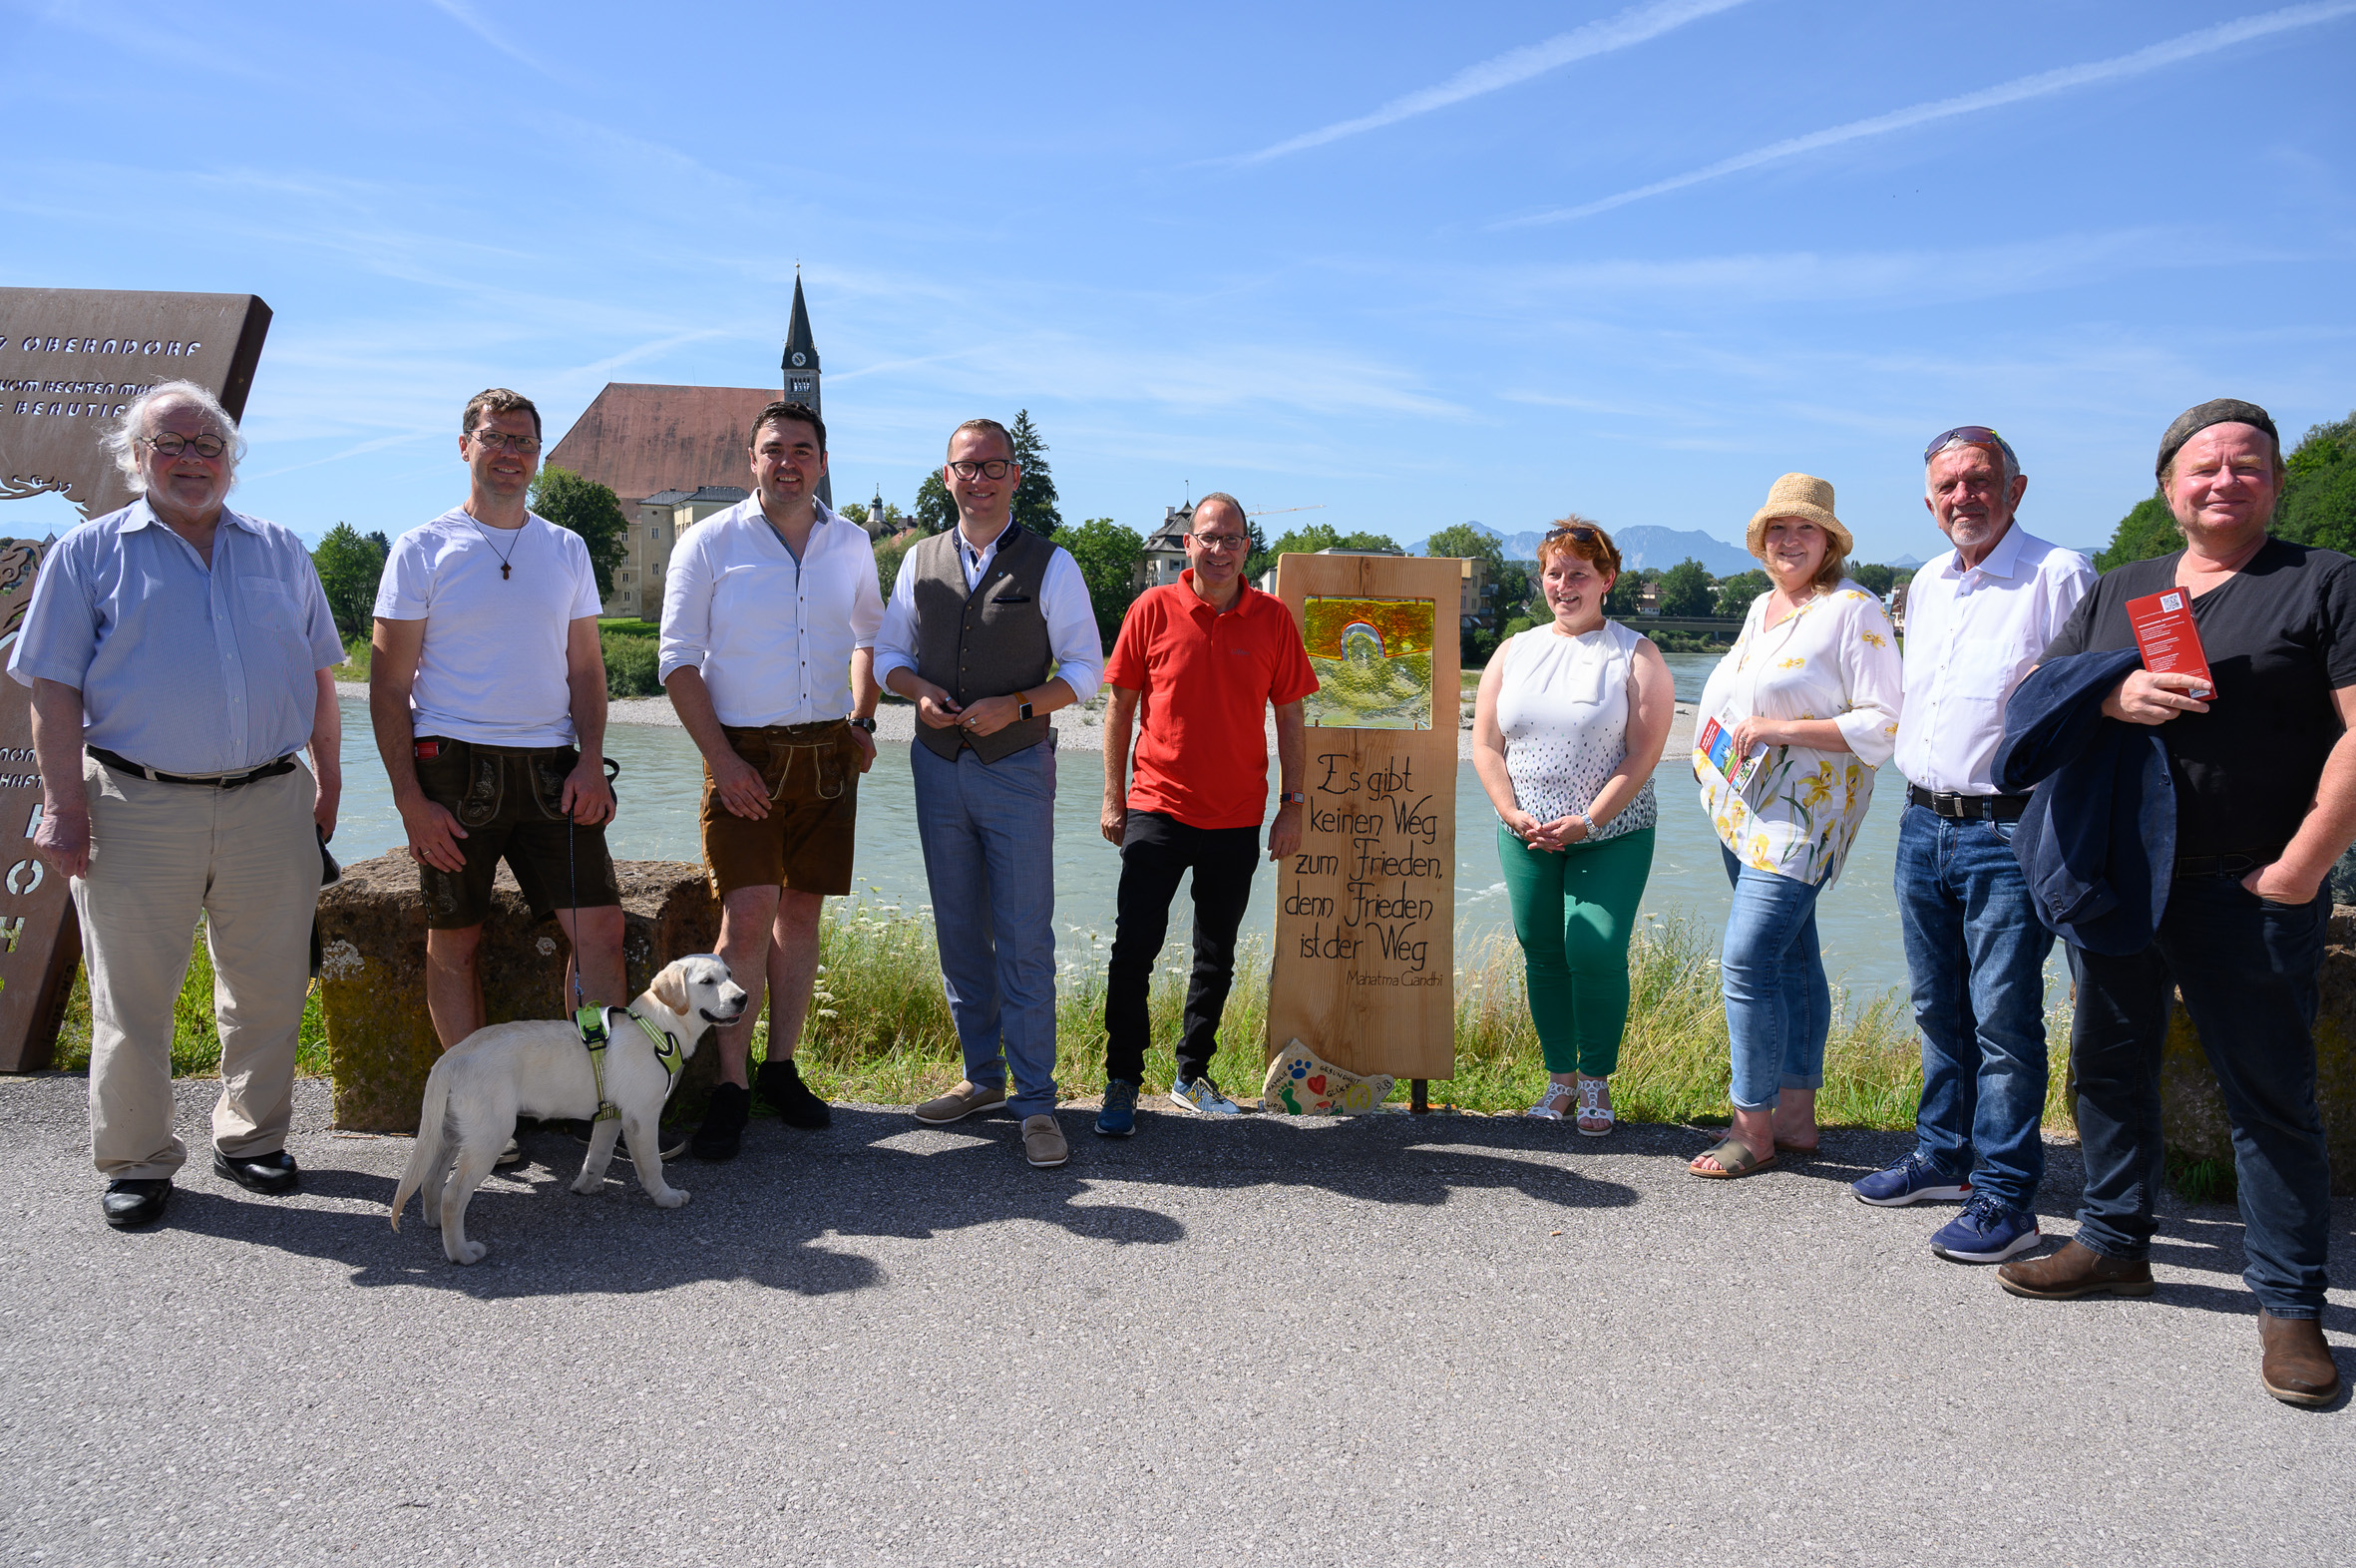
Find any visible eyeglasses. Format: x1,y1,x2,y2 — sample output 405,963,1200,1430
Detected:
1545,524,1600,543
469,431,542,454
143,433,226,460
1924,425,2018,468
947,459,1015,480
1191,533,1249,553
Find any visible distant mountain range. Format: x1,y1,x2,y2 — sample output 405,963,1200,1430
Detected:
1403,523,1923,577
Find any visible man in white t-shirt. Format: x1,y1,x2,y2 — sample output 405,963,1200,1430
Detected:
1859,425,2094,1265
369,388,623,1062
659,399,883,1161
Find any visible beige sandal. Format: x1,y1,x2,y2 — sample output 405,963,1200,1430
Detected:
1689,1137,1776,1179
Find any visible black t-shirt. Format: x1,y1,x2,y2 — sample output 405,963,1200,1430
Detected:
2041,538,2356,859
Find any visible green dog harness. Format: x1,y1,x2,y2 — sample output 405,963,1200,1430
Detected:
575,1004,685,1123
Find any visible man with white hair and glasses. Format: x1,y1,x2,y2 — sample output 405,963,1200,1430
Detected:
11,380,344,1230
1856,426,2093,1264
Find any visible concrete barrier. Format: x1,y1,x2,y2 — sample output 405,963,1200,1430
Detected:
316,853,723,1133
2158,906,2356,1194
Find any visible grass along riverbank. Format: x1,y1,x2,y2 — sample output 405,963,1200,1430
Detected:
44,906,2071,1132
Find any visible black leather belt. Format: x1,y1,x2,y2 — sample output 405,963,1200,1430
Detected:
2175,852,2266,878
1907,784,2030,822
89,746,300,789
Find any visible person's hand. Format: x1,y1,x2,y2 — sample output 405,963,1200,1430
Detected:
1498,805,1542,844
312,773,341,841
1729,716,1784,756
957,693,1024,739
1528,814,1588,852
708,748,771,821
847,725,878,774
1267,809,1301,862
1099,795,1128,846
32,804,89,880
2102,669,2211,725
2243,860,2322,906
397,795,469,873
914,686,965,730
562,757,615,826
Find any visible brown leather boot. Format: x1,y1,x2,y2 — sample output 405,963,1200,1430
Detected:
2257,1312,2343,1407
1997,1238,2156,1300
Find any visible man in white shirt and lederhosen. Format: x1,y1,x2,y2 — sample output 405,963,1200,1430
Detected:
659,399,882,1161
1857,426,2094,1265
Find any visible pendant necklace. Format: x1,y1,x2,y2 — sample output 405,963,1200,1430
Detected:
473,519,524,581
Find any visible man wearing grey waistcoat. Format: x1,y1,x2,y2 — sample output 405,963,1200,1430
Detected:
874,417,1103,1169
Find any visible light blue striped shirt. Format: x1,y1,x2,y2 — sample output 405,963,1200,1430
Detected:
7,499,343,774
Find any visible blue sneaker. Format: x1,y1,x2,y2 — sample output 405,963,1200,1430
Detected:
1172,1076,1244,1117
1095,1080,1139,1138
1850,1152,1971,1207
1929,1195,2044,1264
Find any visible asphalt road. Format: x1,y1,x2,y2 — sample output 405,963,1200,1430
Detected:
1,1075,2349,1567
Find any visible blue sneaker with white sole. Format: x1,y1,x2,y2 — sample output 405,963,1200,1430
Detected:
1172,1076,1244,1117
1929,1195,2044,1264
1851,1152,1972,1207
1095,1079,1139,1137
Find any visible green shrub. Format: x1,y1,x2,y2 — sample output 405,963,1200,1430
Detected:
600,630,661,697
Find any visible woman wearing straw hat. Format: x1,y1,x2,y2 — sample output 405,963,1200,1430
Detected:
1688,474,1902,1179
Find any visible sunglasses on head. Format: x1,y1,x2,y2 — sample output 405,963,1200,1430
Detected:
1924,425,2019,468
1545,524,1601,544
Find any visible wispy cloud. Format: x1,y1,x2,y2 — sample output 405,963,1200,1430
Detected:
1227,0,1751,166
1498,0,2356,227
419,0,558,79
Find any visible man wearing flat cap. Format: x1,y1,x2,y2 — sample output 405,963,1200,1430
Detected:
1997,399,2356,1408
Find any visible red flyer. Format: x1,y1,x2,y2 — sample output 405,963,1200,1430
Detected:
2126,588,2214,701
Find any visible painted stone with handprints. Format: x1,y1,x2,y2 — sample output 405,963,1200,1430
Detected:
1302,595,1433,731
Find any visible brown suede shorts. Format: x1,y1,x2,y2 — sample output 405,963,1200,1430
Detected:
700,719,860,899
412,737,621,930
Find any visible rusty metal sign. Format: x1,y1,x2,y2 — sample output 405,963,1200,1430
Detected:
2,288,271,520
0,288,272,1068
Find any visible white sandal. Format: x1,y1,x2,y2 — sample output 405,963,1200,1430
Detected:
1526,1081,1575,1120
1575,1077,1614,1137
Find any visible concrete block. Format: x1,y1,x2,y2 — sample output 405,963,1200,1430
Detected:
316,853,722,1133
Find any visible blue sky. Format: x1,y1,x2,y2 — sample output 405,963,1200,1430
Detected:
4,0,2351,566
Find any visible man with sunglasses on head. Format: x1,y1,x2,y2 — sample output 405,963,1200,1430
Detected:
369,389,624,1098
13,381,345,1230
1857,426,2093,1265
1093,493,1316,1133
874,418,1103,1170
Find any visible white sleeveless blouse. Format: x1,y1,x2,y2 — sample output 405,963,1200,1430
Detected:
1493,618,1657,842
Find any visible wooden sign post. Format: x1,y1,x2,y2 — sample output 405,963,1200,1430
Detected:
0,288,273,1069
1267,554,1459,1095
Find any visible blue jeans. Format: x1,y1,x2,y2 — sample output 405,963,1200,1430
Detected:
2067,872,2333,1318
911,739,1060,1118
1893,805,2055,1210
1719,848,1829,1111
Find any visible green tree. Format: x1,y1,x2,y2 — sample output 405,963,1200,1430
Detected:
1007,409,1061,537
311,523,387,641
1657,558,1717,617
2276,412,2356,554
1713,568,1769,617
2095,496,2181,572
1849,562,1895,596
1603,566,1649,618
529,466,627,597
1269,522,1342,558
1424,524,1504,570
1051,518,1142,651
874,531,922,606
915,471,957,534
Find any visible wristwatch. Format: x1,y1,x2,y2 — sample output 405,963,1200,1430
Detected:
1279,791,1306,805
1016,690,1034,721
847,715,877,733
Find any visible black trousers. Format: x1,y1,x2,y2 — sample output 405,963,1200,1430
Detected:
1104,811,1263,1088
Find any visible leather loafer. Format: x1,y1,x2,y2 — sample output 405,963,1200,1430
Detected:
2258,1311,2343,1407
1997,1238,2155,1300
102,1179,171,1230
211,1147,300,1196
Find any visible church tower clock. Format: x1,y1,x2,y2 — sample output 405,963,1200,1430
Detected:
780,268,831,508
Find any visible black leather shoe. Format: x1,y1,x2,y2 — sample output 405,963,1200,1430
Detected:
757,1056,832,1129
212,1147,300,1196
691,1081,751,1161
102,1179,171,1229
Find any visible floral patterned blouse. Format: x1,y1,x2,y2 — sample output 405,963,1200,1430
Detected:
1693,582,1903,887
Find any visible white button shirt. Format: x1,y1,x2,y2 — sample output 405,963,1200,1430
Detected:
873,524,1104,705
657,498,884,728
1894,523,2095,796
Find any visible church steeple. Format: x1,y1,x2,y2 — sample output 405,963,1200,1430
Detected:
779,267,830,507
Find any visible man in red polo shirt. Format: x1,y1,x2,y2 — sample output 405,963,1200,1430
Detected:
1095,492,1319,1134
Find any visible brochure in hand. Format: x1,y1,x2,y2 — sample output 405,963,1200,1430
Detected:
2125,588,2214,701
1697,714,1767,795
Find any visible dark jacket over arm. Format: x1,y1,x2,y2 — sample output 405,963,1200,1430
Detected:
1993,647,2174,955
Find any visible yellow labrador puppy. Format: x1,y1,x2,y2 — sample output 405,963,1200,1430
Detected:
391,954,749,1264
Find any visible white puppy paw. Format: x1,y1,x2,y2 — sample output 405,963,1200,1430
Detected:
448,1240,488,1265
648,1187,690,1209
569,1175,601,1195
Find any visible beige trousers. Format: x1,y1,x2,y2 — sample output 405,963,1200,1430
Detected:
74,756,319,1181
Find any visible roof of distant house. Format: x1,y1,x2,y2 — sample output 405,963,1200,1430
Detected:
545,382,774,503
